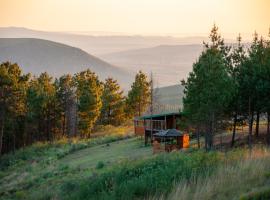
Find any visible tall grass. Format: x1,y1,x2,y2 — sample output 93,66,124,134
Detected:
60,150,221,200
0,126,133,172
154,147,270,200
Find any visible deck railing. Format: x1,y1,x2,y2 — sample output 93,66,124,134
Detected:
134,119,165,131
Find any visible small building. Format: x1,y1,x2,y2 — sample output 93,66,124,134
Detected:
134,84,188,149
134,112,182,145
153,129,189,153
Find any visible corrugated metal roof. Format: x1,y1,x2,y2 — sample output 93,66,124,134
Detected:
138,112,181,120
154,129,183,137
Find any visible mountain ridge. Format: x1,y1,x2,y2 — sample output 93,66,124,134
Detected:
0,38,133,89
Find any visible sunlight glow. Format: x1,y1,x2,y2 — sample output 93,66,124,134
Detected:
0,0,269,38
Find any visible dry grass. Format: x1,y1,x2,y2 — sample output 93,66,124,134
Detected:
152,147,270,200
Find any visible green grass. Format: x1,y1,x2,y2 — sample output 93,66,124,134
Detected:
59,137,151,169
1,128,270,200
154,147,270,200
0,136,151,200
60,150,220,200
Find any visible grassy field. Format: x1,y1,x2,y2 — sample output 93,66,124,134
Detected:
1,126,270,200
59,137,151,169
154,147,270,200
0,135,153,200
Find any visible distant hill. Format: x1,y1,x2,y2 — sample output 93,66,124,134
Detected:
155,84,184,106
100,45,203,86
143,84,184,115
0,27,208,55
0,38,133,89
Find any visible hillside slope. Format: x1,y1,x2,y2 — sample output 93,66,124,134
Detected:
0,38,133,88
100,44,203,86
0,27,208,55
155,84,184,107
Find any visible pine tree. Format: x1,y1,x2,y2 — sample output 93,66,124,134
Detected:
126,71,150,118
27,72,57,141
55,74,77,137
238,33,267,149
74,69,103,137
0,62,29,154
183,25,233,150
228,34,247,147
100,78,125,125
265,31,270,144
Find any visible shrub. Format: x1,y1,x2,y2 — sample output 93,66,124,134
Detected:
96,161,105,169
15,191,27,199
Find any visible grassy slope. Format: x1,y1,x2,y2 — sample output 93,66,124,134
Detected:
59,137,151,169
155,147,270,200
0,137,151,200
1,129,270,200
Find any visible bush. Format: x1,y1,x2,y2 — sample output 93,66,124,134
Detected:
96,161,105,169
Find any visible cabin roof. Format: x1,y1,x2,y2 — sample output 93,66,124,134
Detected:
154,129,183,137
137,112,181,120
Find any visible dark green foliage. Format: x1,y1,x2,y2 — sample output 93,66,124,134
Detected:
74,69,103,137
0,62,30,154
61,151,220,200
183,25,233,150
96,161,105,169
126,71,150,118
100,78,125,126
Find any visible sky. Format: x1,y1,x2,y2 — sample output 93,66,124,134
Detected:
0,0,269,39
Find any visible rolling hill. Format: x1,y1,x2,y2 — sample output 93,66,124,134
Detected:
0,27,208,55
0,38,133,89
155,84,184,107
100,44,203,86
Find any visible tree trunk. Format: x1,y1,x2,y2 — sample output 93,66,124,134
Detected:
196,128,200,149
62,113,66,136
12,132,16,154
0,116,4,155
267,112,270,145
209,113,215,150
248,99,254,152
255,112,260,137
205,122,212,151
231,114,237,147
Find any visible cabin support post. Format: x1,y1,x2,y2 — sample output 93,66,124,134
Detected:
173,115,176,129
165,115,167,130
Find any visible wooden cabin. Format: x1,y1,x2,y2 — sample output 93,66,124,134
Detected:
134,112,183,145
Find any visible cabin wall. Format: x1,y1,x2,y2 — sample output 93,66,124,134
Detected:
135,126,145,136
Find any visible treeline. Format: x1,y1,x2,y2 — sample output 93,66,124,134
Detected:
183,25,270,150
0,66,150,154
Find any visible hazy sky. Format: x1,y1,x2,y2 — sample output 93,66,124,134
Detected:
0,0,269,38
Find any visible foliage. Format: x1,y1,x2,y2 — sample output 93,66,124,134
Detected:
61,150,220,200
74,69,103,137
96,161,105,169
27,72,57,141
160,147,270,200
100,78,125,125
182,25,233,150
0,62,30,154
55,74,76,137
126,70,150,118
